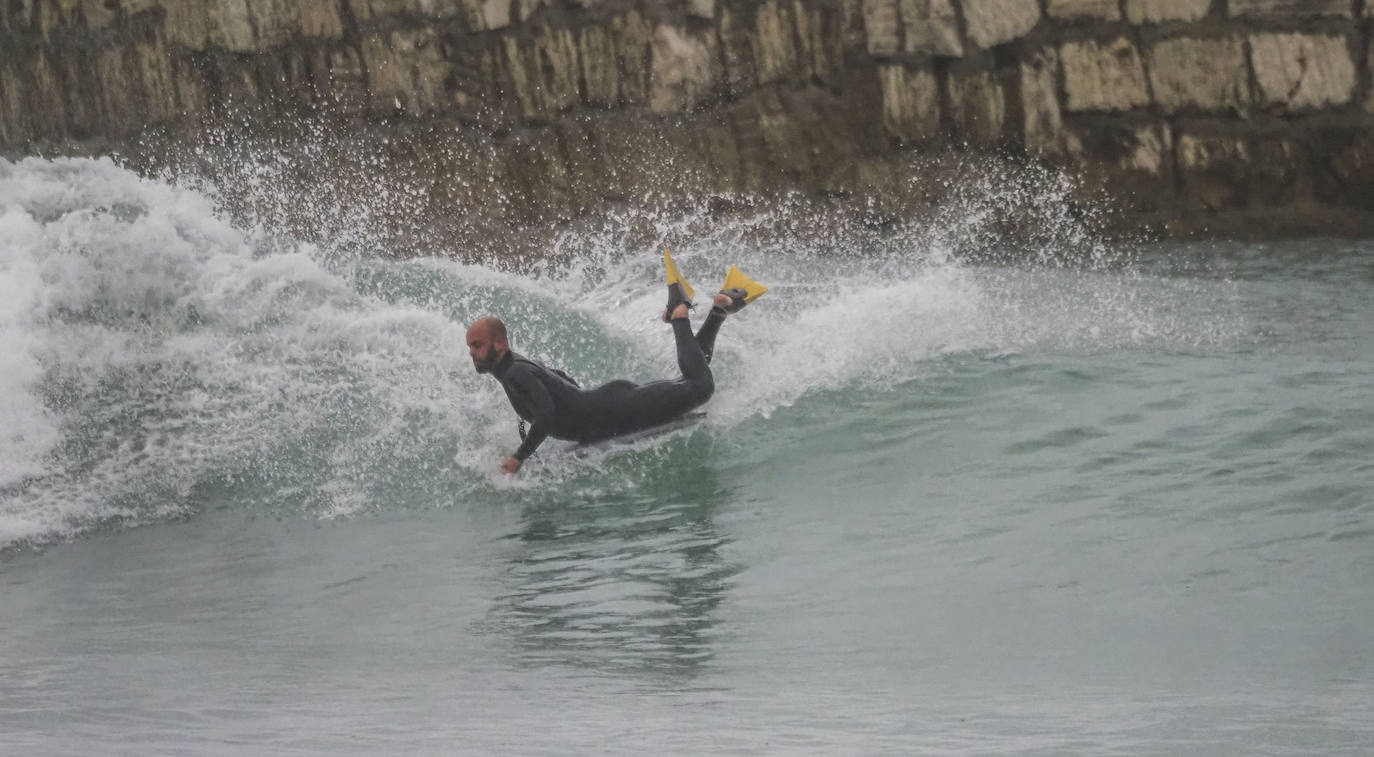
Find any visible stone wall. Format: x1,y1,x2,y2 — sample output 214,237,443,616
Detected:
3,0,1374,243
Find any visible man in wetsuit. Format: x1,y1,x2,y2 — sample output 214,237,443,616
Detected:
468,291,744,474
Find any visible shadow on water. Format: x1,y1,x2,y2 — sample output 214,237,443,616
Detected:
482,434,740,679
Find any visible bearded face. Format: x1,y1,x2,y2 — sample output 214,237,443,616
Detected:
470,339,501,373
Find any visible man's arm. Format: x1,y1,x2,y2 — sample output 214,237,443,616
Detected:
505,365,556,465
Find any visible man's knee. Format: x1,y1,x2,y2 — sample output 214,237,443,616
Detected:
691,371,714,403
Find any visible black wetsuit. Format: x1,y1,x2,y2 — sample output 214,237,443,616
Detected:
494,310,725,460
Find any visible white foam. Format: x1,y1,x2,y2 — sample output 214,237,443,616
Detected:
0,205,63,489
0,154,1243,549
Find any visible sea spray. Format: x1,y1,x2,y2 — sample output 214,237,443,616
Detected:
1,154,1243,551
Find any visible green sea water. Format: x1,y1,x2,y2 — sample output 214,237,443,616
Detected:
1,157,1371,755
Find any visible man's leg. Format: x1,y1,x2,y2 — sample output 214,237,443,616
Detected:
668,315,714,400
583,314,714,438
694,307,727,365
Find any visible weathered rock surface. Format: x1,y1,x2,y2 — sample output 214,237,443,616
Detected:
1250,33,1357,110
1229,0,1353,19
753,1,798,85
1064,119,1175,213
364,30,453,114
1016,47,1063,155
1177,130,1305,211
947,70,1006,147
900,0,963,57
1123,0,1211,24
5,0,1374,241
863,0,901,55
688,0,715,20
1148,37,1251,113
650,25,719,114
962,0,1041,49
880,64,941,144
1061,37,1151,112
1047,0,1121,21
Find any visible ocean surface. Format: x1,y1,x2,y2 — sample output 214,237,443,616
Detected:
2,156,1372,755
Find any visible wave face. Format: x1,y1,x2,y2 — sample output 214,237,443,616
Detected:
1,156,1240,550
5,155,1374,755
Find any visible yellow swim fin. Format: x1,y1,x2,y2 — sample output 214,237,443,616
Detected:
664,248,694,302
719,266,767,312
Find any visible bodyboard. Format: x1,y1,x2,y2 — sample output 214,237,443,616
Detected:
557,412,707,459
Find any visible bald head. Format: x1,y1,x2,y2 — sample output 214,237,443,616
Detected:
466,316,510,374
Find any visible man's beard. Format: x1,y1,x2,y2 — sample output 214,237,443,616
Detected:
472,347,498,373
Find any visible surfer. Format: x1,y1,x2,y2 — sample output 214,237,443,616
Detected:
467,252,765,474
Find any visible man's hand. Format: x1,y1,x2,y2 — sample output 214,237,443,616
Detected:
499,456,522,475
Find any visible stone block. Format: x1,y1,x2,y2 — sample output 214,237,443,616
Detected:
208,1,257,52
899,0,962,57
687,0,715,20
502,37,544,119
614,12,652,104
1177,130,1304,211
1147,37,1250,113
1061,37,1150,112
440,0,485,29
1047,0,1120,21
793,3,819,80
27,52,67,138
248,0,301,47
1316,129,1374,210
947,70,1005,147
411,0,472,18
719,6,758,95
1067,121,1172,174
962,0,1040,49
51,52,99,137
800,3,846,85
754,0,797,85
71,0,114,31
756,91,820,186
297,0,344,38
163,2,212,51
1123,0,1210,23
324,46,371,112
730,92,804,193
1250,33,1356,110
132,41,181,124
170,55,208,119
1064,120,1175,212
879,63,940,144
483,0,512,30
37,0,77,38
579,26,618,106
862,0,901,56
777,89,871,191
94,45,137,134
364,29,453,113
650,25,718,114
538,27,581,112
694,119,744,193
520,0,549,22
1229,0,1352,19
364,0,409,18
1368,44,1374,112
1017,47,1062,155
70,0,158,31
